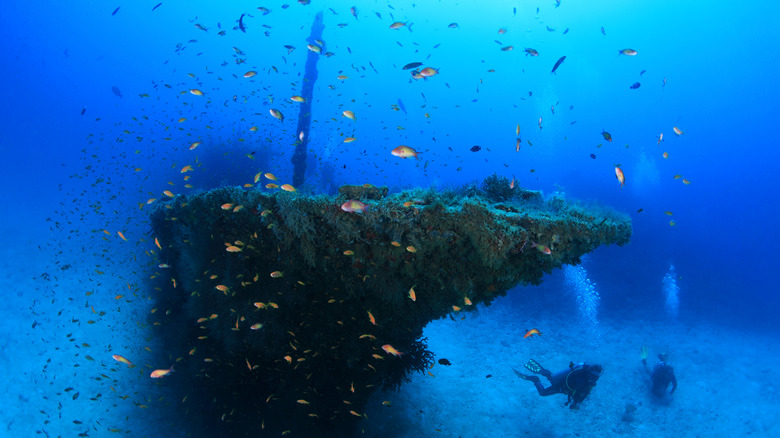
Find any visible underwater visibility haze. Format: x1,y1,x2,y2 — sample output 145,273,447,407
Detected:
1,0,779,437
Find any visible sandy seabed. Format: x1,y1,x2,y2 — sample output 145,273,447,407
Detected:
362,304,780,438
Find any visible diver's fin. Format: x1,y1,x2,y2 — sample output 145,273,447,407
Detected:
640,345,649,360
524,359,543,374
513,368,539,382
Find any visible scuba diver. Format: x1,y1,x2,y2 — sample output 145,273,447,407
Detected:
514,359,604,409
641,346,677,398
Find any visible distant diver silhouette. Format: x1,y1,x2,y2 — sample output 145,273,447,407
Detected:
514,359,604,409
641,347,677,398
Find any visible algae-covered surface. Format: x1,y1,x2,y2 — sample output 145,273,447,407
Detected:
147,183,630,436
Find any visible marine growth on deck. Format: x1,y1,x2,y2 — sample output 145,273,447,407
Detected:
147,179,631,436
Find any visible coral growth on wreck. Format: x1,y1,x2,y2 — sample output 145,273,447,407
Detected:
147,180,631,437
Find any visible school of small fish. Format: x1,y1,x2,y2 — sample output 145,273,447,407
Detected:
36,1,696,435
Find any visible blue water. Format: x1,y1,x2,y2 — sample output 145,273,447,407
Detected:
2,1,779,437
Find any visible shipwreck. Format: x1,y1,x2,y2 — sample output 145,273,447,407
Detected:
146,175,631,437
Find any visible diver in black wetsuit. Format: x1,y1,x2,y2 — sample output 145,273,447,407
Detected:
642,352,677,398
514,359,604,409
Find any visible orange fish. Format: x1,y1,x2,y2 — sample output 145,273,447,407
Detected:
154,238,162,250
341,199,368,213
269,109,284,122
112,354,134,367
150,365,174,378
391,145,421,159
408,286,417,301
524,328,541,338
367,310,376,325
615,166,626,188
215,285,228,292
382,344,403,357
531,242,552,255
280,184,296,192
189,141,201,150
180,165,193,173
419,67,438,77
117,231,127,241
226,246,242,253
343,110,356,121
270,271,283,278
